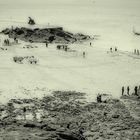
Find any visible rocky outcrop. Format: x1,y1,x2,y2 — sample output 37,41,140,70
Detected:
0,91,140,140
1,27,92,44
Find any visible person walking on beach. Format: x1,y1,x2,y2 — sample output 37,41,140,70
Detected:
138,86,140,96
134,86,138,95
134,49,136,54
110,47,112,52
64,46,68,52
6,39,9,46
127,86,130,95
46,42,48,47
137,50,139,55
122,86,124,95
90,42,92,46
14,38,18,44
115,47,117,52
23,107,26,120
83,51,85,58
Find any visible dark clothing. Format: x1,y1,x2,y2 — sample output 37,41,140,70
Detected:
65,46,68,52
23,107,26,113
137,50,139,55
83,52,85,58
134,86,138,95
97,94,102,103
127,86,130,95
122,87,124,95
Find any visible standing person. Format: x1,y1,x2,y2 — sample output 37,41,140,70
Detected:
134,49,136,54
45,42,48,47
138,86,140,96
14,37,16,42
137,50,139,55
14,38,18,44
115,47,117,52
4,39,6,45
127,86,130,95
7,39,9,46
110,47,112,52
65,46,68,52
23,107,26,121
90,42,92,46
122,86,124,95
97,93,102,103
134,86,138,95
83,51,85,58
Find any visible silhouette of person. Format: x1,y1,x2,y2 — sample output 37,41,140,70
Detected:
127,86,130,95
83,52,85,58
137,50,139,55
110,47,112,52
122,86,124,95
46,42,48,47
134,86,138,95
97,93,102,103
23,107,26,120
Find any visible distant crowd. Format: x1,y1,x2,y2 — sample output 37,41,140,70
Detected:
110,47,118,52
2,38,18,46
122,86,140,96
96,85,140,103
134,49,140,55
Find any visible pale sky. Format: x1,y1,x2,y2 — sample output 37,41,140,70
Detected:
0,0,139,9
0,0,140,32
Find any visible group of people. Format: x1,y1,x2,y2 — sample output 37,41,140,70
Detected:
122,86,140,96
110,47,118,52
4,39,10,46
56,44,68,51
13,56,38,64
3,38,18,46
134,49,140,55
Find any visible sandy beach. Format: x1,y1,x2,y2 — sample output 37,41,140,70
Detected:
0,0,140,139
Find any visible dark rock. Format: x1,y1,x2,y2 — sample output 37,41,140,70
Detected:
1,27,91,44
112,114,120,118
40,124,56,131
23,123,36,128
57,131,86,140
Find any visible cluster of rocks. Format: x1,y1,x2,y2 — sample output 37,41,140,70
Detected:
0,91,140,140
1,27,92,44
